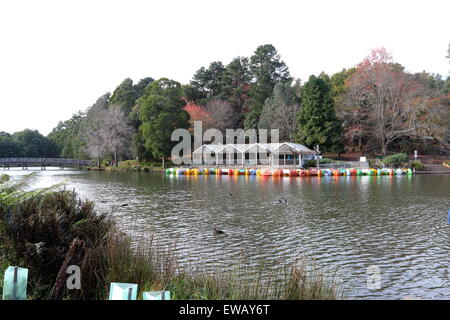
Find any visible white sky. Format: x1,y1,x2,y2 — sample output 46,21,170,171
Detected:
0,0,449,135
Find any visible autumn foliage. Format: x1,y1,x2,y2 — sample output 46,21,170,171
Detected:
183,102,216,131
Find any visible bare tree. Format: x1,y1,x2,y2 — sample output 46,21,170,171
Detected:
204,99,237,132
345,48,430,155
84,107,109,167
258,84,299,141
273,102,299,141
84,105,133,166
102,105,134,166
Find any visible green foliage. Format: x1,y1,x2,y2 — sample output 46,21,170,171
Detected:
183,57,251,118
245,44,291,129
110,78,139,115
296,75,345,153
382,153,409,167
47,112,87,159
110,77,153,115
0,133,21,158
0,130,57,158
410,160,425,170
136,78,190,160
187,61,227,103
41,43,450,161
167,261,343,300
0,172,65,207
304,158,333,168
0,189,112,299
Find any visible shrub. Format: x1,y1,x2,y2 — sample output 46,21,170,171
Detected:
0,189,112,299
410,160,425,170
118,160,140,167
383,153,409,167
304,158,333,168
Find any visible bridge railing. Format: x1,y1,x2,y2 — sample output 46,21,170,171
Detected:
0,158,93,167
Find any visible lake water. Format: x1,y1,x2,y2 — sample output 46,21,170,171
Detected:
4,168,450,299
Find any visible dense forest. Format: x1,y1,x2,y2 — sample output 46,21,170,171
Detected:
2,44,450,163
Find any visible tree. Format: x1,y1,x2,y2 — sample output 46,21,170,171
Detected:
0,133,21,158
184,102,216,132
134,77,154,97
447,43,450,65
110,78,139,115
404,95,450,148
84,107,109,167
204,99,237,133
184,62,227,104
12,130,57,158
110,77,154,116
245,44,291,129
136,78,190,166
258,82,299,141
102,106,134,166
445,43,450,94
345,48,431,155
296,75,345,154
47,111,87,159
222,57,252,126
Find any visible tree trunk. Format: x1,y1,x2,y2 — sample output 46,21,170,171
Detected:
162,157,165,169
50,238,85,300
381,141,388,156
97,157,100,167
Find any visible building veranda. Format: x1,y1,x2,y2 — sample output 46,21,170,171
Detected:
192,142,316,168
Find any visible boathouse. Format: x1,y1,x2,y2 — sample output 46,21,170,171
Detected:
192,142,316,167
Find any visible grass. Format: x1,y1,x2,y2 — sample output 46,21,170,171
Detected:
165,261,344,300
101,228,345,300
87,160,166,172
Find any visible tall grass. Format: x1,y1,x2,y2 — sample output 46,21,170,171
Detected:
101,232,345,300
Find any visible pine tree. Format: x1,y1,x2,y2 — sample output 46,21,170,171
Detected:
244,44,291,129
296,75,345,154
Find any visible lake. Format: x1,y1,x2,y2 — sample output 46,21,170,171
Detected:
4,168,450,299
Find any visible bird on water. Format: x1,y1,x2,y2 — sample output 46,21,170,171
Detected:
213,227,225,235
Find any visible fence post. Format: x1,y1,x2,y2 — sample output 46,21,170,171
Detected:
108,283,138,300
143,291,171,300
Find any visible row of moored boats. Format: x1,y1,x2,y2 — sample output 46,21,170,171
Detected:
165,167,413,176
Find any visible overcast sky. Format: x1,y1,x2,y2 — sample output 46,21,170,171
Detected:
1,0,449,135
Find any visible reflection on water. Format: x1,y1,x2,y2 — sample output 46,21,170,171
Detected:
4,168,450,299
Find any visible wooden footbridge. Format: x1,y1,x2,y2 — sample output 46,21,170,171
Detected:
0,158,93,170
